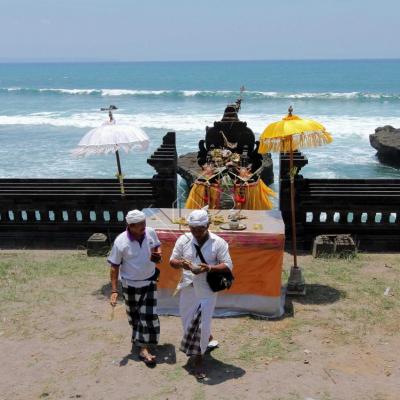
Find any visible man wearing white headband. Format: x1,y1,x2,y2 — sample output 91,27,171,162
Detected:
108,209,162,366
170,209,233,379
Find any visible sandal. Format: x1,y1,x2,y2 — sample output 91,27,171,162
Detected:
194,368,206,380
139,354,157,367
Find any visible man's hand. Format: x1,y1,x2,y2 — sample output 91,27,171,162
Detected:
110,292,118,307
150,252,162,263
192,263,210,275
109,264,120,306
180,259,192,270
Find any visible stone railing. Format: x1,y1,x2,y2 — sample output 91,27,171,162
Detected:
279,152,400,251
0,132,177,248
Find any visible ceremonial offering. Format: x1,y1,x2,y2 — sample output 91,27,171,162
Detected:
173,217,188,225
229,219,239,229
253,223,263,230
181,258,202,273
190,263,202,273
219,222,246,231
184,92,276,211
211,215,225,224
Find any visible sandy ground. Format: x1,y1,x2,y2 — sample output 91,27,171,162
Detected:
0,250,400,400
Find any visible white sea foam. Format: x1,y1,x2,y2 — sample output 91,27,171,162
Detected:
307,170,338,179
1,111,400,139
0,112,220,130
6,87,23,91
182,90,202,97
101,89,169,96
38,88,99,95
1,111,399,179
1,87,400,101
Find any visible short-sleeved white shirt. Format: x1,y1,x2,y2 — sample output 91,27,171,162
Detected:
108,227,161,288
170,232,233,298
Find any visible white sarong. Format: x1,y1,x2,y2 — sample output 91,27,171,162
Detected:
179,285,217,356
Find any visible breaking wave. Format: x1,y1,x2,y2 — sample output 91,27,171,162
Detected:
1,111,400,138
1,87,400,101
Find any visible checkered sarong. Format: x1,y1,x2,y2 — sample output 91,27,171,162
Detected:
180,305,202,356
122,282,160,346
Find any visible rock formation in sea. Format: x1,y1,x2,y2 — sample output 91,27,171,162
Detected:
369,125,400,168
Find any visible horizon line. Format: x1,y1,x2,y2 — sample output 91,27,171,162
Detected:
0,57,400,64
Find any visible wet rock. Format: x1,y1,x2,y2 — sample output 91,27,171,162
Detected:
369,125,400,168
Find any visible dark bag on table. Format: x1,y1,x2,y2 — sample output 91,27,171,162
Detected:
194,244,234,292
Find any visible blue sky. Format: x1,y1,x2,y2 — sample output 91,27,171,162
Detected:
0,0,399,61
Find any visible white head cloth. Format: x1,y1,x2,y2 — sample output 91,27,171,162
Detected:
187,210,209,227
125,210,146,224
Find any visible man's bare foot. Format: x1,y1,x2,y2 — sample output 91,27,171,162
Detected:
139,347,156,366
193,355,206,380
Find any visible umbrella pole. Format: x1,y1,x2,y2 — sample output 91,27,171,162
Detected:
289,139,298,268
287,136,305,295
115,149,126,196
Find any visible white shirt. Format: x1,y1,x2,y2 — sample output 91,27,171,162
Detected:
108,227,161,288
170,232,233,298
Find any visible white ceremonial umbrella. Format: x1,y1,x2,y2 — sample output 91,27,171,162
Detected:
72,108,149,195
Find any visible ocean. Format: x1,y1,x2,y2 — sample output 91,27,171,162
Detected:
0,60,400,192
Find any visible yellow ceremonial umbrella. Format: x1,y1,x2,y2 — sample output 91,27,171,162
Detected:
259,106,333,294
